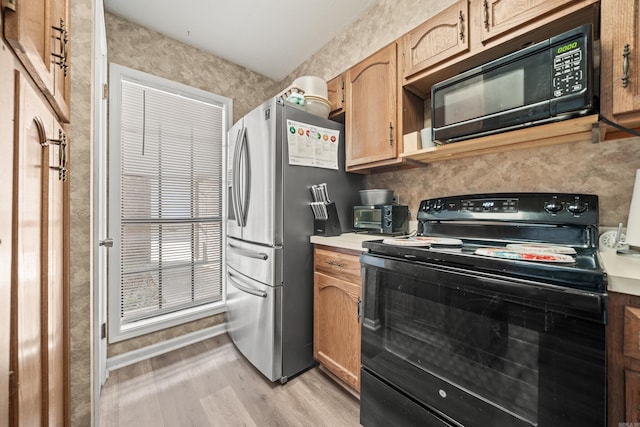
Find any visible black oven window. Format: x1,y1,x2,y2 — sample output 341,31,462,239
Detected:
383,282,540,424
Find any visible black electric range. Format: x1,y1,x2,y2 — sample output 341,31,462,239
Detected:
363,192,607,292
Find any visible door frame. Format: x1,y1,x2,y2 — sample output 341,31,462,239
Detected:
93,0,108,423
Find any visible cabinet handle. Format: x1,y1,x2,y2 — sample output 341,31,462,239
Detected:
483,0,490,30
51,19,69,77
48,129,68,182
623,44,630,88
458,11,465,41
357,298,362,322
34,118,68,181
326,260,345,268
389,121,394,146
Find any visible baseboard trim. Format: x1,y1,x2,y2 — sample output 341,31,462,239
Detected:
106,323,227,373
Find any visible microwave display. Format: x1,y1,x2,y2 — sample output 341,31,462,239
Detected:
432,24,593,143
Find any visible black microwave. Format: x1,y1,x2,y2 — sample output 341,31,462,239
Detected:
353,205,409,235
432,24,596,143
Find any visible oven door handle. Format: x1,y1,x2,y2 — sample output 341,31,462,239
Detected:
360,253,606,321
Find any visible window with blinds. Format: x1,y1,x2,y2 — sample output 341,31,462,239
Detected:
108,64,231,341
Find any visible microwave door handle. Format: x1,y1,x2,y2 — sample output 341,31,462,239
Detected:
231,128,243,227
227,271,267,298
238,127,250,227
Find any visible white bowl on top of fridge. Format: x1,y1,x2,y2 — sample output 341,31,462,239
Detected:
293,76,328,99
304,95,330,118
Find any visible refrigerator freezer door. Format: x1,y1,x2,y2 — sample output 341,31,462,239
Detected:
226,265,282,382
226,237,282,286
227,120,244,240
239,99,279,246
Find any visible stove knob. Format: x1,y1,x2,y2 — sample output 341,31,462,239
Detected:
567,197,588,214
544,196,563,214
433,200,443,212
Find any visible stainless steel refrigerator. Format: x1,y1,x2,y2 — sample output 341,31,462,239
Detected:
225,97,364,383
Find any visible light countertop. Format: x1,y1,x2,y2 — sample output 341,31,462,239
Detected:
310,232,384,252
599,251,640,296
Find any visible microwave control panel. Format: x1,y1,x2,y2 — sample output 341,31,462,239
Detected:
552,37,586,98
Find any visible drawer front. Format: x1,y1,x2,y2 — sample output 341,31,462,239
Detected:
624,306,640,359
314,247,361,284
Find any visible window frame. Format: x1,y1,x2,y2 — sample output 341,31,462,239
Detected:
107,63,231,343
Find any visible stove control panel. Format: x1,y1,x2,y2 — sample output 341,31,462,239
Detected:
417,193,599,226
461,198,519,213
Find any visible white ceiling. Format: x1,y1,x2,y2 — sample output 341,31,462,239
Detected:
103,0,379,81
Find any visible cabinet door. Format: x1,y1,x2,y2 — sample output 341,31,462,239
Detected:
627,370,640,423
601,0,640,126
0,43,15,427
327,74,345,118
4,0,70,122
11,70,68,426
402,0,470,79
346,43,397,168
12,69,47,426
478,0,582,43
314,272,361,391
46,123,68,426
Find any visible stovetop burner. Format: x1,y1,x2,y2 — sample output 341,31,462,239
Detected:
364,193,607,292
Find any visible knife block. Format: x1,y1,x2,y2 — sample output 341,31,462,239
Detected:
313,202,342,237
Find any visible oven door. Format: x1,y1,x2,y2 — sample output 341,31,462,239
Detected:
360,252,606,427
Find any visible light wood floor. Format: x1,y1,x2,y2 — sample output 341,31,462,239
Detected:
99,333,361,426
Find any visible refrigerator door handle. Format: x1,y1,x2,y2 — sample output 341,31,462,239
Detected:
231,127,244,227
227,271,268,298
237,126,250,227
228,243,269,260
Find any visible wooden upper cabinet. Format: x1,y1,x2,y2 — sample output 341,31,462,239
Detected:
478,0,583,43
346,43,398,169
327,74,346,118
4,0,71,122
402,0,470,80
600,0,640,131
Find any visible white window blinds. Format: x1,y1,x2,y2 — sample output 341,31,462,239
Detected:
109,64,230,341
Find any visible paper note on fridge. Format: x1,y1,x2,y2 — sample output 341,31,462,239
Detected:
287,119,339,169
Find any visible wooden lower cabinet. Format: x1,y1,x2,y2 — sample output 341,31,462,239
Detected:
608,291,640,427
313,246,362,393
